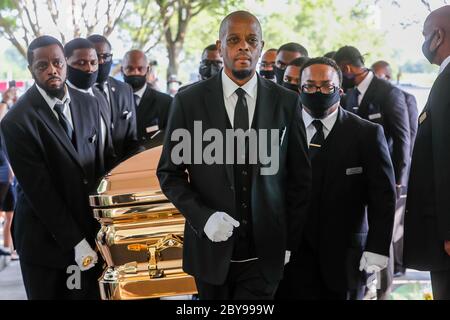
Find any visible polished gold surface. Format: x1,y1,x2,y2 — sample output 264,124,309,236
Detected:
90,144,197,300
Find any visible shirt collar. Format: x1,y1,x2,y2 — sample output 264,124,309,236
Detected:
36,84,71,110
67,80,94,96
439,55,450,74
302,106,339,132
222,70,257,99
356,70,374,97
134,83,148,99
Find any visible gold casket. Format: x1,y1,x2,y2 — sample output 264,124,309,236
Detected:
89,134,197,300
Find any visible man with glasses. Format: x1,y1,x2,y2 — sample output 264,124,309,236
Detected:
274,42,308,85
276,57,396,300
87,34,138,163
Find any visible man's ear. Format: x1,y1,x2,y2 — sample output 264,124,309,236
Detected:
431,28,445,51
339,87,345,96
216,40,223,58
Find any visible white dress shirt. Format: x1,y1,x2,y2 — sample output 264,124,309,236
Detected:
67,81,107,149
221,70,257,129
134,83,147,106
302,107,339,145
36,84,73,130
439,55,450,74
96,81,111,104
356,71,374,105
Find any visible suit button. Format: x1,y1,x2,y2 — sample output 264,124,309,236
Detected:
83,179,89,185
230,186,234,191
242,170,248,176
242,203,248,209
242,187,247,192
242,219,248,225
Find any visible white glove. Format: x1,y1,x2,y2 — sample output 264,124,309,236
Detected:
359,251,388,273
284,251,291,265
74,239,98,271
204,211,240,242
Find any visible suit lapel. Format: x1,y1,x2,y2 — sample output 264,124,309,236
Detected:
204,74,234,184
358,77,377,117
32,86,83,169
322,108,354,192
106,78,118,122
251,76,278,180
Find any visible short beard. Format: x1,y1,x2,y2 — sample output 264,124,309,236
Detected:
34,77,65,100
232,69,253,80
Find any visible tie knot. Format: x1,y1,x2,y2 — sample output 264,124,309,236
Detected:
235,88,246,99
54,103,64,114
96,82,105,91
312,120,323,131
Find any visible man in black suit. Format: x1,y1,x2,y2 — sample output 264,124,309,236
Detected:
0,36,102,299
157,11,311,300
404,6,450,300
276,57,396,300
87,34,139,162
64,38,115,175
121,50,172,143
274,42,309,85
372,60,419,277
336,47,410,298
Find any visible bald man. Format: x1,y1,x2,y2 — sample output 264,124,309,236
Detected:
157,11,310,300
404,5,450,300
259,48,277,81
121,50,172,143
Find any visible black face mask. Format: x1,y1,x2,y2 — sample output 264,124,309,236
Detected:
274,66,286,85
67,65,98,90
282,82,299,93
300,89,340,119
259,69,275,80
124,75,147,91
199,62,221,80
422,31,438,64
342,69,369,92
96,60,113,84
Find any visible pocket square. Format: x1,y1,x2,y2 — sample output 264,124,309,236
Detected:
419,112,427,125
122,110,133,120
279,126,287,146
368,113,382,120
346,167,363,175
88,134,97,143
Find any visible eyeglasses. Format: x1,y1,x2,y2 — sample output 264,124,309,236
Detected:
98,53,113,62
301,84,338,94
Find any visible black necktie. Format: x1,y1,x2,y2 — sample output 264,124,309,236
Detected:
96,82,109,101
309,120,324,160
346,88,360,113
54,102,74,145
134,94,140,108
234,88,249,131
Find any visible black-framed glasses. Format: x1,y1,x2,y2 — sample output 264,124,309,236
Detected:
301,84,338,94
98,53,113,62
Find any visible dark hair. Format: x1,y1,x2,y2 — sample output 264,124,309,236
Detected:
277,42,309,57
299,57,343,85
27,35,64,66
87,34,112,50
334,46,365,67
64,38,96,58
288,56,309,67
265,48,277,53
202,44,218,57
324,51,336,59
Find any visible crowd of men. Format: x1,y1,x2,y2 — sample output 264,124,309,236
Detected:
1,6,450,301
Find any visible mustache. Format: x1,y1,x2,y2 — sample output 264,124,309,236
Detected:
235,53,252,60
47,76,62,82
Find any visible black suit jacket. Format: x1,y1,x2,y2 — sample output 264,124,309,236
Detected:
342,76,410,186
0,85,102,268
105,77,139,162
136,85,172,142
403,90,418,156
285,108,396,293
157,73,311,285
404,63,450,271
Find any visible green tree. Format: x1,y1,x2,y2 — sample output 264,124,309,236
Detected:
0,0,128,59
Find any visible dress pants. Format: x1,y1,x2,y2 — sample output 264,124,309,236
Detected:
430,270,450,300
